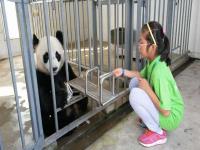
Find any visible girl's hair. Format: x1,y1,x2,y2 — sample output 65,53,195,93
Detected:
141,21,171,66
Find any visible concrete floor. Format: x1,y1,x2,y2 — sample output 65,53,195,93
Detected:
86,60,200,150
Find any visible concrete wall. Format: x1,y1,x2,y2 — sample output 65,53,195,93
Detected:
0,0,21,60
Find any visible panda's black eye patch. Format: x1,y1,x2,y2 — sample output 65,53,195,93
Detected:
56,51,61,62
43,52,49,63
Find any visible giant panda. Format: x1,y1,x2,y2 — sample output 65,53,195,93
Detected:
33,31,88,137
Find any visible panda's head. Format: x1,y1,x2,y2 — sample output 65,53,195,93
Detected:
33,31,64,75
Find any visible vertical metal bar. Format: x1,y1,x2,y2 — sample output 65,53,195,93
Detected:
178,0,183,54
32,4,37,36
142,0,145,25
148,0,151,20
52,2,57,34
36,4,41,37
186,0,192,52
82,0,86,66
180,0,186,55
56,2,61,31
43,0,59,131
35,4,39,36
69,2,74,61
101,4,104,68
116,0,119,90
98,0,103,73
23,1,44,140
48,2,53,35
125,0,133,70
174,0,180,48
131,1,135,71
73,1,78,63
40,4,45,37
53,1,58,34
122,2,124,68
92,1,98,66
182,0,188,54
58,1,62,30
112,76,115,95
75,0,82,75
60,0,69,81
37,4,43,36
145,0,149,22
183,0,189,52
158,0,161,22
170,0,176,51
87,0,93,71
63,2,70,58
162,0,165,26
166,0,174,47
30,5,35,37
116,0,119,68
154,0,157,20
64,3,68,58
107,0,112,90
136,0,142,70
1,1,26,148
114,3,116,68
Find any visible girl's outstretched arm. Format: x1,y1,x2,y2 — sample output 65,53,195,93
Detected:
113,68,141,78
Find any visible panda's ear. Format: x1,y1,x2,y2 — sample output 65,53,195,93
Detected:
56,30,63,46
33,34,39,49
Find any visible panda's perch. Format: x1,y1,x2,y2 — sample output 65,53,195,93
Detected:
68,67,129,106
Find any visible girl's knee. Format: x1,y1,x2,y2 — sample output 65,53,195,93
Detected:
129,88,142,106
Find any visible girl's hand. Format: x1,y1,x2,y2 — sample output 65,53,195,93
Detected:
138,78,152,93
112,68,123,77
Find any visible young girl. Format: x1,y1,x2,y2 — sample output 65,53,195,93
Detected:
113,21,184,147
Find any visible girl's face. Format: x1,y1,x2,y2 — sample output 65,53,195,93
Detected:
138,33,157,60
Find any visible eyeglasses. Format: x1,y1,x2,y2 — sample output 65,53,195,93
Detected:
137,43,151,47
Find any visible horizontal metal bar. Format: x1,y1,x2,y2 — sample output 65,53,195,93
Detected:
99,72,112,79
171,46,181,51
8,0,29,3
68,61,90,70
100,73,113,84
96,0,125,5
56,95,87,112
102,88,129,106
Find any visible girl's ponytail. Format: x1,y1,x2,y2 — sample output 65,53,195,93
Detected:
160,35,171,66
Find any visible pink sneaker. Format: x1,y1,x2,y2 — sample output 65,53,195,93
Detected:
138,130,167,147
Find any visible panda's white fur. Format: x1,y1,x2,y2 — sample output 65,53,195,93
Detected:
35,36,64,75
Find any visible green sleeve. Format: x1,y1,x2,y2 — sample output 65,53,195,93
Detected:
153,77,172,110
140,66,147,78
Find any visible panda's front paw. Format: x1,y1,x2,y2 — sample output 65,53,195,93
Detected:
56,90,68,109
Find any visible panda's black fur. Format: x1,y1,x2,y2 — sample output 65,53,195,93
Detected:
33,31,88,137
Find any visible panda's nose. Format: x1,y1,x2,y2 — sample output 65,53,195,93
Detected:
53,67,58,72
